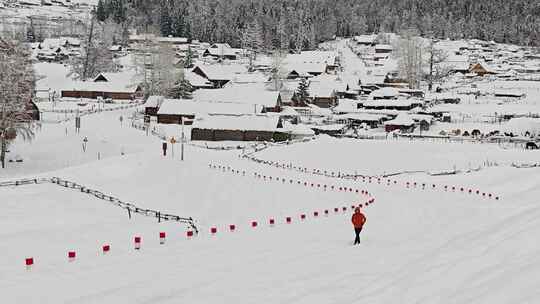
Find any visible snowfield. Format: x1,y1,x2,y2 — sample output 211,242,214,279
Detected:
2,35,540,302
2,106,540,303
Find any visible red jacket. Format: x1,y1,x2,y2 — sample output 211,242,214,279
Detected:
351,212,366,228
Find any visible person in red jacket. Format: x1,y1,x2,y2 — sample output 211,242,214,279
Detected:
351,207,366,245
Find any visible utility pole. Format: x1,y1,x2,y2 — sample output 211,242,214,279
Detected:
181,119,184,161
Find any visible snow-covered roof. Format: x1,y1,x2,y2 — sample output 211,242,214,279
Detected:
337,113,386,122
363,99,423,108
193,115,281,132
354,34,377,44
193,84,280,108
285,123,315,136
384,113,415,126
310,124,346,131
63,70,141,93
285,63,327,75
279,106,300,116
205,43,236,57
409,114,434,122
157,37,188,44
184,70,214,88
231,72,268,84
369,87,400,99
157,99,256,116
375,44,392,51
332,99,360,113
144,95,164,108
192,64,247,81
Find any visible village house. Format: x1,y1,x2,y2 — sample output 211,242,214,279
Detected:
470,62,497,76
384,113,416,133
369,87,400,100
156,99,255,125
202,43,238,60
354,34,377,46
375,44,392,54
191,64,247,88
335,113,387,128
285,63,328,79
61,72,143,100
362,99,423,111
143,95,164,116
306,75,347,108
191,115,289,142
184,70,214,90
193,84,282,112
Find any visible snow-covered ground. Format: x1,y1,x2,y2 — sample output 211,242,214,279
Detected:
2,34,540,302
2,103,540,302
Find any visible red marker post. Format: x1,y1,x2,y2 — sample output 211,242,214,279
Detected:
134,236,141,250
25,257,34,270
159,232,166,245
68,251,76,262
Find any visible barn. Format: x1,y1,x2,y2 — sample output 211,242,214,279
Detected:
191,115,289,142
470,63,497,76
191,64,247,88
143,96,164,116
156,99,254,125
192,84,282,113
61,73,143,100
384,114,415,133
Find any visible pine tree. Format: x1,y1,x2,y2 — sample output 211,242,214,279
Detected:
168,71,193,99
293,77,310,106
113,0,126,24
96,0,107,22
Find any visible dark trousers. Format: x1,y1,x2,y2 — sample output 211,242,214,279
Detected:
354,227,362,245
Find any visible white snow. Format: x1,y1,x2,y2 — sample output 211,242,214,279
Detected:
1,37,540,304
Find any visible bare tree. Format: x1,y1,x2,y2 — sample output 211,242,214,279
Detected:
394,29,424,89
426,39,449,91
269,50,286,91
0,39,36,169
69,17,117,81
133,37,178,97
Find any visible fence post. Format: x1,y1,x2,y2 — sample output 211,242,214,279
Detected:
127,207,132,219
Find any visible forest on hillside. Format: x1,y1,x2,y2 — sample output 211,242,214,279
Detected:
95,0,540,48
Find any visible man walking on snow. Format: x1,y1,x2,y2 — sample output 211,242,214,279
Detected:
351,207,366,245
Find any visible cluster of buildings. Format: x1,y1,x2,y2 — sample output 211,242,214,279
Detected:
31,37,81,62
38,32,539,143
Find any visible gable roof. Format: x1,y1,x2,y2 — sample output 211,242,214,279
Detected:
384,113,415,126
192,64,247,81
354,34,377,44
157,99,256,116
193,84,281,108
205,43,236,57
144,95,164,108
192,115,281,132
